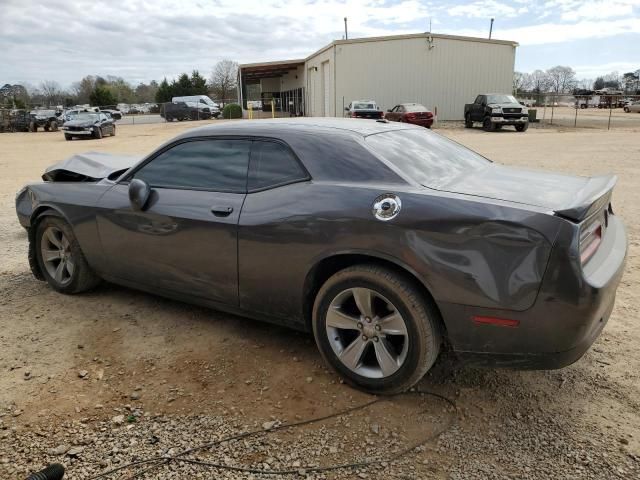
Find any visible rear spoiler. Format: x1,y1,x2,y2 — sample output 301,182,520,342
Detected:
554,174,616,222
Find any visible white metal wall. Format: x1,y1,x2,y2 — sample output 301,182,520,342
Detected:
316,35,515,121
305,47,335,117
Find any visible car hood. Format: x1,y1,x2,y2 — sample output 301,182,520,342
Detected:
42,151,140,182
63,119,99,127
436,164,615,221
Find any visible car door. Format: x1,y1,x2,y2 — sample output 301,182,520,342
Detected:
472,95,485,121
386,105,399,121
95,137,251,305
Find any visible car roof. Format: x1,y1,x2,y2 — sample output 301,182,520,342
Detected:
178,118,418,139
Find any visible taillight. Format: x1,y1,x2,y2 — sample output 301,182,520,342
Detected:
426,112,434,118
580,219,602,264
351,112,357,118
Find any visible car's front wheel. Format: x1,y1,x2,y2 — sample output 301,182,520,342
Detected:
35,216,101,294
312,265,441,394
464,114,473,128
111,124,116,136
94,127,103,139
516,123,529,132
482,117,495,131
64,134,73,141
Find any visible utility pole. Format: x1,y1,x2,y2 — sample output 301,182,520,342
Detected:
344,17,348,40
489,18,494,39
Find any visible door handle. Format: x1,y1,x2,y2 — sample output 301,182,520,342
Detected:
211,206,233,217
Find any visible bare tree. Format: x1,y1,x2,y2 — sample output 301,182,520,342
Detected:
546,66,577,94
40,80,63,106
513,71,531,95
209,60,238,103
529,69,550,93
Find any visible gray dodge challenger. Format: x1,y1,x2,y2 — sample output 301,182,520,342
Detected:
15,118,627,394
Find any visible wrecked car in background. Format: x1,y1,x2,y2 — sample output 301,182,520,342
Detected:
15,118,627,394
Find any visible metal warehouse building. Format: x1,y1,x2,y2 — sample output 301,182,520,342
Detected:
238,33,517,121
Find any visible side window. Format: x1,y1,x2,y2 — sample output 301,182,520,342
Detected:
391,106,398,112
248,141,307,190
133,139,250,192
474,95,482,104
398,106,405,113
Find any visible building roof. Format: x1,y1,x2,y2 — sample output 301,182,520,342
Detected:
238,59,304,80
239,32,518,75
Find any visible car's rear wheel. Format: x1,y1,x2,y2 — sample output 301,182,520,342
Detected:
464,114,473,128
516,123,529,132
312,265,441,394
35,216,101,294
482,117,494,132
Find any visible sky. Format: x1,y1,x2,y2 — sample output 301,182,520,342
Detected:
1,0,639,89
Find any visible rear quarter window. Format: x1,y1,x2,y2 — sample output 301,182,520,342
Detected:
248,141,308,190
365,129,491,189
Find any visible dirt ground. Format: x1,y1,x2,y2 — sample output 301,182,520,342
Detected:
0,121,639,479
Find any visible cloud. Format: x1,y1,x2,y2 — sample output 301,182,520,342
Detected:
0,0,638,86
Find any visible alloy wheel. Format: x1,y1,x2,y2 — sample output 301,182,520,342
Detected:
40,226,74,285
326,287,409,379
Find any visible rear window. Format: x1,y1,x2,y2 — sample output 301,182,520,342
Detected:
404,104,427,112
353,103,376,110
365,129,490,189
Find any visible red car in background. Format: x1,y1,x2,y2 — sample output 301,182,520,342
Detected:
385,103,434,128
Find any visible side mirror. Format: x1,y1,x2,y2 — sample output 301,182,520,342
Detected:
129,178,151,211
387,109,392,112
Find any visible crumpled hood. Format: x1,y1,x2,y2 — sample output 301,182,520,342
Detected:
42,151,141,182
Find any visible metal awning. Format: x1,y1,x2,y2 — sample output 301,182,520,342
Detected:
239,59,304,80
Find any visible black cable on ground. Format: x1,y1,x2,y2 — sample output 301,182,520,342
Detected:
87,388,457,480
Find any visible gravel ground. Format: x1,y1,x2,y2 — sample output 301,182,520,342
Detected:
1,121,639,479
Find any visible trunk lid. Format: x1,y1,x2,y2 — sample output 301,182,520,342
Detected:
437,164,616,221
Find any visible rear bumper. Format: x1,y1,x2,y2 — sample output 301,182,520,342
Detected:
440,215,627,369
406,118,434,127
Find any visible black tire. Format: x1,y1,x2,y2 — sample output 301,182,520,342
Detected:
624,107,630,113
111,124,116,136
35,216,101,294
64,134,72,141
516,122,529,132
50,120,58,132
464,114,473,128
312,264,441,395
30,122,37,132
94,126,103,139
165,115,173,122
482,117,495,132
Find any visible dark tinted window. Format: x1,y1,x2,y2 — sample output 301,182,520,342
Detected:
365,129,490,189
134,139,250,192
248,141,307,190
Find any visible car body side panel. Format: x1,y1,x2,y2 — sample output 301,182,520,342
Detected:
238,182,561,329
16,181,112,273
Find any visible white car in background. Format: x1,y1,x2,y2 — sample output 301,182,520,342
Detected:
623,102,640,113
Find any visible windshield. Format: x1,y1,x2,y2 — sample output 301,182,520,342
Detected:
486,95,518,104
75,113,99,121
365,129,491,189
404,104,427,112
32,110,55,116
353,103,376,110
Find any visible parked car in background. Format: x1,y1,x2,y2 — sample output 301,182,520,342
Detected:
15,118,626,394
161,99,220,121
623,102,640,113
61,112,115,140
8,109,31,132
344,100,384,119
29,110,60,132
464,94,529,132
172,95,220,118
385,103,434,128
100,109,122,120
